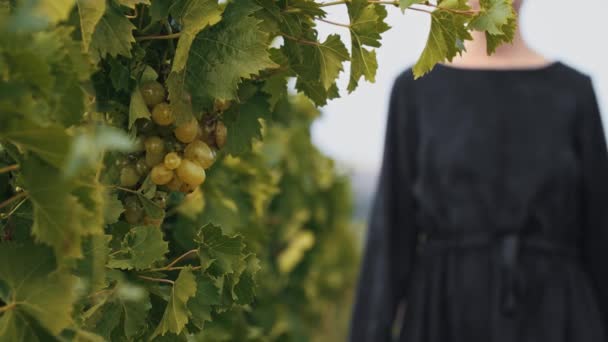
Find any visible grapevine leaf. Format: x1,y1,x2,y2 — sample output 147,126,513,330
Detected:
167,0,223,122
75,235,111,294
167,0,276,123
469,0,513,35
103,193,124,226
108,225,169,270
21,157,101,258
188,273,221,328
0,121,71,168
233,253,260,305
89,4,136,62
223,91,270,156
197,223,245,276
0,243,77,338
137,193,165,220
108,58,131,92
400,0,424,11
347,0,390,92
150,0,171,21
153,268,197,337
76,0,106,53
412,3,473,78
129,86,152,128
316,34,349,90
485,12,516,54
83,281,151,339
117,0,150,9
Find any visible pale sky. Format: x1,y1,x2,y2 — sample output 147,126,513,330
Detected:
311,0,608,175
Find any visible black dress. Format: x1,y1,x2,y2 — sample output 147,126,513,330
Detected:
349,62,608,342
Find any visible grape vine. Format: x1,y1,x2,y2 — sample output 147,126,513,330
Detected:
0,0,515,340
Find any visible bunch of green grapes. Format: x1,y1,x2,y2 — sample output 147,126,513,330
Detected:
118,80,229,224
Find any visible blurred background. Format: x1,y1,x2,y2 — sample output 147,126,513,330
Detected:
311,0,608,223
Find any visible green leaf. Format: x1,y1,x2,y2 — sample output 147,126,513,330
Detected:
153,268,197,337
77,0,106,53
166,0,223,122
89,4,136,62
316,34,349,90
76,235,111,294
150,0,172,21
399,0,424,11
0,122,71,168
167,0,276,122
469,0,514,35
129,86,152,128
104,192,124,225
22,157,100,258
412,3,473,78
83,281,151,340
197,223,245,276
485,10,517,54
108,225,169,270
347,0,390,91
188,273,221,328
223,90,270,156
0,243,77,338
233,253,260,305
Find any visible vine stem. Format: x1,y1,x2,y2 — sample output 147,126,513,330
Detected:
319,0,347,6
166,249,199,269
0,164,19,174
281,33,320,46
317,18,350,28
0,302,17,313
138,275,175,285
0,192,28,211
135,32,182,41
146,265,203,272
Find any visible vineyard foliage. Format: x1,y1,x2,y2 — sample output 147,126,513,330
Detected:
0,0,515,340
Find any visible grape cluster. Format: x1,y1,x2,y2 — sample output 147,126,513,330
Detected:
118,80,229,224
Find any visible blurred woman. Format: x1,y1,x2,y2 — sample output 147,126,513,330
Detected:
349,1,608,341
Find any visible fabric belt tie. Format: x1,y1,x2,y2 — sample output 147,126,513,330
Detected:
416,230,579,317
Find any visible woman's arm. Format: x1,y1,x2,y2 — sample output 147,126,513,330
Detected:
348,70,420,342
579,75,608,325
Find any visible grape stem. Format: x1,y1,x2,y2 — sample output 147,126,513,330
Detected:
317,18,350,28
0,164,19,174
0,302,17,313
0,192,28,211
281,33,320,46
135,32,182,41
167,249,199,268
138,275,175,285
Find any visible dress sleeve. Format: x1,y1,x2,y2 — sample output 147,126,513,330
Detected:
578,76,608,324
349,71,420,342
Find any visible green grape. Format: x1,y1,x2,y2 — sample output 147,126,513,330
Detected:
174,119,198,143
184,140,215,169
179,182,198,193
215,121,227,148
145,152,164,167
176,159,206,186
120,166,140,187
164,152,181,170
150,164,174,185
144,136,164,155
152,102,174,126
134,158,149,175
166,176,183,192
140,81,166,107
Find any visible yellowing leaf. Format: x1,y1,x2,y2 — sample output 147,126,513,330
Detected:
77,0,106,53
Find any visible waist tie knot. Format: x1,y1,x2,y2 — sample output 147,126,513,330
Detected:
416,230,579,317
